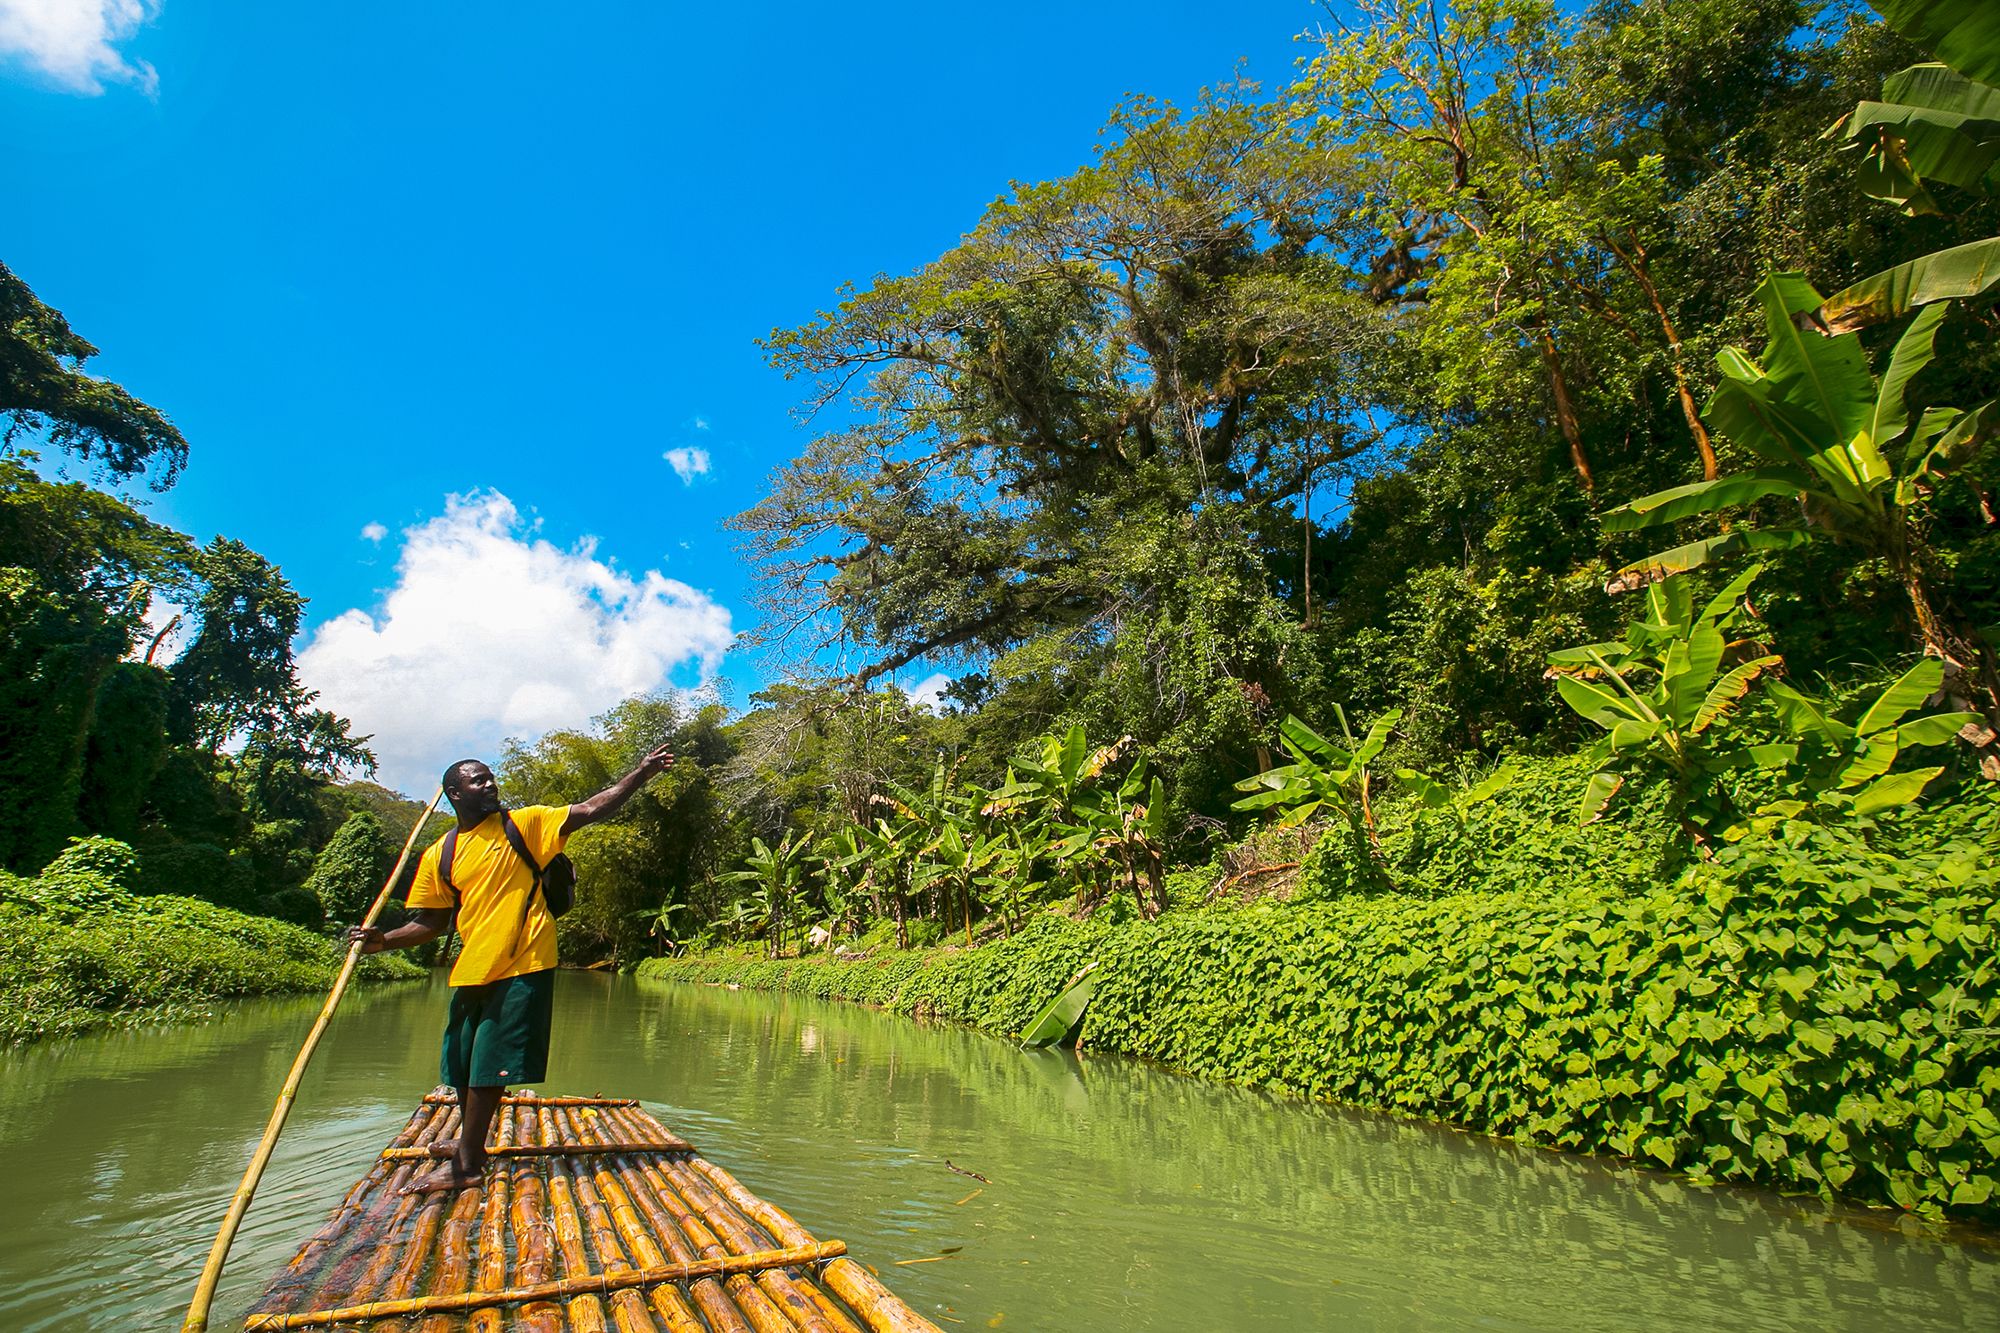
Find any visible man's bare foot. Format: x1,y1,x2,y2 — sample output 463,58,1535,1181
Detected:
402,1162,482,1196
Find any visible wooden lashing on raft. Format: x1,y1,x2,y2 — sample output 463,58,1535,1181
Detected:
242,1089,942,1333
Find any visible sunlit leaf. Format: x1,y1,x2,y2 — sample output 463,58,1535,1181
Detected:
1857,659,1944,736
1852,765,1945,815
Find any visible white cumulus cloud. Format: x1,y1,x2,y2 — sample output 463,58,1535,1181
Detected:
0,0,161,95
907,672,951,714
299,490,734,794
360,521,387,543
663,446,710,485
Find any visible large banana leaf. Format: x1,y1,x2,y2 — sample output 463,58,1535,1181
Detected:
1605,528,1809,590
1816,236,2000,332
1912,398,1999,479
1019,963,1097,1047
1852,765,1945,816
1705,352,1827,470
1899,711,1982,745
1057,723,1087,785
1576,771,1623,825
1698,564,1766,624
1556,674,1634,728
1691,654,1782,733
1856,658,1944,736
1759,273,1877,462
1661,626,1726,727
1601,469,1811,531
1846,73,2000,212
1869,304,1950,453
1277,713,1346,764
1874,0,2000,90
1350,708,1403,767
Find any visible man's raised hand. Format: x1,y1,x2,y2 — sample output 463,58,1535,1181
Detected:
640,742,676,777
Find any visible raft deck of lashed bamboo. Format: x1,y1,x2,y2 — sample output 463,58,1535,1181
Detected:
242,1089,940,1333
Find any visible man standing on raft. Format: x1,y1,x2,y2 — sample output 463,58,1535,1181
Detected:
347,745,674,1193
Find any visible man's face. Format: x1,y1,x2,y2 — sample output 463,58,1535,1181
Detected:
451,764,503,816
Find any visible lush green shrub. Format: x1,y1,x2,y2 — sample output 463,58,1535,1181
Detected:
133,834,255,908
646,801,1998,1221
1298,751,1684,900
0,841,423,1043
258,887,325,929
304,810,392,926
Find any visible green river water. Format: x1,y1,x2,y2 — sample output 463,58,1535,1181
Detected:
0,971,1994,1331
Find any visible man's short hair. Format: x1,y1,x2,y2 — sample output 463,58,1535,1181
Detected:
441,759,485,795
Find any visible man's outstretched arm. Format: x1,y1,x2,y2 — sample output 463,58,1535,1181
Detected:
560,741,676,836
348,908,453,954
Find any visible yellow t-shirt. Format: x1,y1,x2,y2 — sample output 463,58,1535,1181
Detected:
407,805,569,987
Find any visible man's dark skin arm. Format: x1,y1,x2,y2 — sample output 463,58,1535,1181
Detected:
348,907,452,956
560,741,675,836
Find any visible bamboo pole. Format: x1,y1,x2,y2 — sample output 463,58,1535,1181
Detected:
508,1103,563,1333
465,1102,515,1333
570,1150,662,1333
541,1103,617,1333
416,1100,512,1333
381,1139,693,1161
599,1106,855,1333
580,1116,754,1333
604,1106,835,1333
247,1101,438,1316
240,1243,853,1330
300,1103,458,1314
578,1149,712,1333
182,788,445,1333
688,1158,943,1333
424,1094,641,1108
618,1137,799,1333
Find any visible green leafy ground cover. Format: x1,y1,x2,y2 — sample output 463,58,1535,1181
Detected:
0,837,423,1043
643,785,2000,1223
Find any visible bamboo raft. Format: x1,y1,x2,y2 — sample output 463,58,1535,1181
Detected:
240,1090,940,1333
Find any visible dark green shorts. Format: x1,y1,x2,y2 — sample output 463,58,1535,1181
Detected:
439,969,554,1088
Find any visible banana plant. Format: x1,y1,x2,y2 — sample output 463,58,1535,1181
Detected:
1818,0,2000,332
1546,568,1789,828
1230,706,1403,840
1048,755,1171,919
806,824,870,942
718,831,813,958
1764,658,1980,817
1601,272,1999,730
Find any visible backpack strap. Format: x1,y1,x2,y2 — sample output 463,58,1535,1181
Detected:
435,829,463,966
499,810,551,937
498,811,545,882
439,828,462,902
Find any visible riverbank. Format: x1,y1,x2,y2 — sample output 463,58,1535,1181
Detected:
641,815,1999,1225
0,837,422,1044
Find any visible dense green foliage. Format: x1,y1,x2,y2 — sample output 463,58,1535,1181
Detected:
647,778,1999,1221
303,810,393,926
0,836,421,1043
0,263,377,922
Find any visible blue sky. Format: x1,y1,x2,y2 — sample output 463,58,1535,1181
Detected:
3,0,1322,790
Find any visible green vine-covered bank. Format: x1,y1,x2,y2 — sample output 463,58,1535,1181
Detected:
0,837,422,1044
642,806,1999,1226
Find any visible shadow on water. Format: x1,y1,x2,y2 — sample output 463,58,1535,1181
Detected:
0,971,1993,1331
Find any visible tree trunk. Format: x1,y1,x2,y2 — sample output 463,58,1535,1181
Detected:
1536,327,1594,493
1607,232,1718,481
